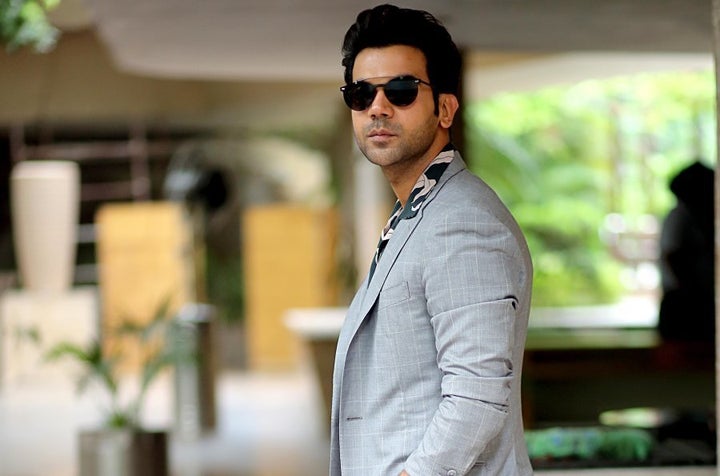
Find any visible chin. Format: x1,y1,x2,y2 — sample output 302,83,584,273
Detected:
365,149,398,166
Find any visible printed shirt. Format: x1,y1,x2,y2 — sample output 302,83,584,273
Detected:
368,145,455,282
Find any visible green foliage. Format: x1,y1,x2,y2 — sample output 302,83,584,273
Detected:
0,0,60,52
466,70,716,306
13,324,41,345
46,340,120,402
206,250,245,323
45,297,189,430
526,427,653,462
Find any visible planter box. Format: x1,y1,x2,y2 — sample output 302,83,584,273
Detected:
79,429,168,476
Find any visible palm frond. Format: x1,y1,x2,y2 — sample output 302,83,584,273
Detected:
115,294,174,343
45,340,118,396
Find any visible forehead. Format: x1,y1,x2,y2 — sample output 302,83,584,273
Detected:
352,45,428,82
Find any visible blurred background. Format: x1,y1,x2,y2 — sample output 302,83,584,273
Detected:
0,0,717,474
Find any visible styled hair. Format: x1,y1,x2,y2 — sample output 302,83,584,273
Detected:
341,4,461,101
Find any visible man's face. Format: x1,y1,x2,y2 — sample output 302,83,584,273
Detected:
350,45,442,170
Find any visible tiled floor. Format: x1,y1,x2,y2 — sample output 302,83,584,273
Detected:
0,367,715,476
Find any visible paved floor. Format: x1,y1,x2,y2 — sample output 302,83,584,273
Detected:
0,367,715,476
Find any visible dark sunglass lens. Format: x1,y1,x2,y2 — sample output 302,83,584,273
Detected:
385,78,419,107
343,82,375,111
342,77,424,110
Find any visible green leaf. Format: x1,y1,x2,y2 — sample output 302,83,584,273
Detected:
114,294,174,342
106,411,134,429
45,340,119,397
0,0,60,52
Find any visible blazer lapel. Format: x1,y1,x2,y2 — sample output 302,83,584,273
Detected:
360,211,419,310
341,153,468,346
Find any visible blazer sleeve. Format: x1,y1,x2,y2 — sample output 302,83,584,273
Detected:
403,205,529,476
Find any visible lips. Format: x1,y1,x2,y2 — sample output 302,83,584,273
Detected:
368,128,395,139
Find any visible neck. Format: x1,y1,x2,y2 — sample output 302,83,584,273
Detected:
384,137,450,206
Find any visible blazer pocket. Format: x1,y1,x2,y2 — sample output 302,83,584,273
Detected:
377,281,410,310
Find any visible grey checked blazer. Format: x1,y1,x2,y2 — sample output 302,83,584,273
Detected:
330,153,533,476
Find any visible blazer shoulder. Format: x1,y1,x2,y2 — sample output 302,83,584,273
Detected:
434,166,510,216
428,166,532,259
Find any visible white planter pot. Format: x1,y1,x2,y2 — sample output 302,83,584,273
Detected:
10,161,80,292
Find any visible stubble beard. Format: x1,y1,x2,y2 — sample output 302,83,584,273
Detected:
357,117,438,170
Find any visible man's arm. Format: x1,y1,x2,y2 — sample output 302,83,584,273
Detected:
403,206,529,476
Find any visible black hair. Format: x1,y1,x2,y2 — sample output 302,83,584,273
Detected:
341,4,461,104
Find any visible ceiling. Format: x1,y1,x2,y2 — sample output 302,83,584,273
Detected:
51,0,715,83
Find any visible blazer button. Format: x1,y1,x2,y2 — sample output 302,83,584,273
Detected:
447,470,457,476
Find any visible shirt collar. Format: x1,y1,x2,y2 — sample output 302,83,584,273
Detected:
399,145,455,220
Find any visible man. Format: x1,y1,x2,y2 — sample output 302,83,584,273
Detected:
331,5,533,476
658,160,715,341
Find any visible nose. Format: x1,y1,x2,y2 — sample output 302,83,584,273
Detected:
367,88,393,119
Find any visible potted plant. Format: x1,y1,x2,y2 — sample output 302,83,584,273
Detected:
46,297,186,476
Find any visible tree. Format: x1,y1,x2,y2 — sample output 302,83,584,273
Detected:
466,71,716,306
0,0,60,53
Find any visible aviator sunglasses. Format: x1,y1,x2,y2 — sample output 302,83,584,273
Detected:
341,75,431,111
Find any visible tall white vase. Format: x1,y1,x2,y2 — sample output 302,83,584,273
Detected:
10,161,80,292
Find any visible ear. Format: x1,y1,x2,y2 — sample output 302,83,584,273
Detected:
438,94,459,129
